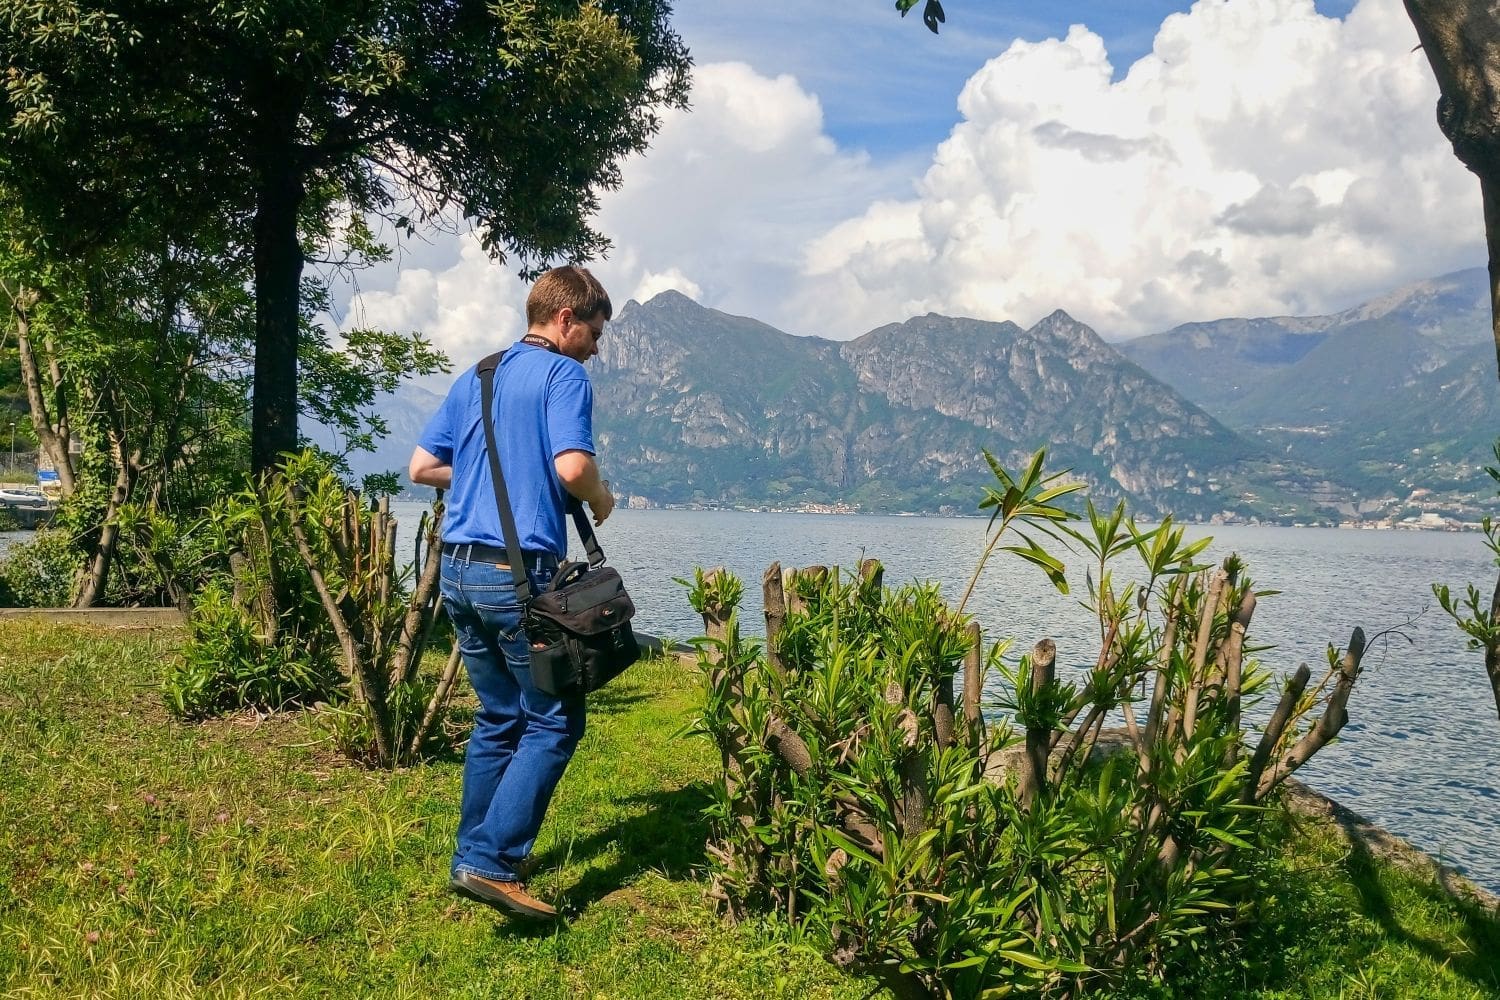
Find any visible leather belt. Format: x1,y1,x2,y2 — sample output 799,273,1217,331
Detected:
442,542,550,568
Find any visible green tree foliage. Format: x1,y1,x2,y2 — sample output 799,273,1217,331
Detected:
0,0,691,474
895,0,946,34
0,195,256,603
0,179,445,606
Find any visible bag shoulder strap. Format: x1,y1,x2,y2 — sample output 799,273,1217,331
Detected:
476,351,609,607
476,351,535,604
569,488,607,569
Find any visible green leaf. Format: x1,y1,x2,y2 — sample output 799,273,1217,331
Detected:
1203,826,1254,850
820,827,880,867
1001,542,1069,595
942,955,988,970
997,949,1055,971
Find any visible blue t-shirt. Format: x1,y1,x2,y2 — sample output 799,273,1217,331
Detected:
418,343,595,557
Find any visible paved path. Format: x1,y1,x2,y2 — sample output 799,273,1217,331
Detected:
0,607,185,628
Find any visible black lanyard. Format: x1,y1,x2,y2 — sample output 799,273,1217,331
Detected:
521,334,559,353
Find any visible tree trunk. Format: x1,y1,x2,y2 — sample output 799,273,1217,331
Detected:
74,419,138,607
73,456,133,607
8,290,76,496
250,157,305,477
1403,1,1500,719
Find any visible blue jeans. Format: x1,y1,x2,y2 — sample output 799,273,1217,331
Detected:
440,549,585,881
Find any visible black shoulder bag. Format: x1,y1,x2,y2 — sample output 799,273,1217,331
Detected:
476,351,640,696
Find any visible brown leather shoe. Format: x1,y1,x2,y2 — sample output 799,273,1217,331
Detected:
452,870,558,920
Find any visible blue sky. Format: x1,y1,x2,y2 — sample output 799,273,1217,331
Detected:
670,1,1361,155
343,0,1482,363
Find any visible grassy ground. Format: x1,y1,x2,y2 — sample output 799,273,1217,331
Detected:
1,622,1498,999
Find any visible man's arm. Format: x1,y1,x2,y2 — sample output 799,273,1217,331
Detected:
554,449,615,525
409,446,452,490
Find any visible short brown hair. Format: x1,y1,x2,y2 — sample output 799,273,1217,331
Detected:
525,265,612,327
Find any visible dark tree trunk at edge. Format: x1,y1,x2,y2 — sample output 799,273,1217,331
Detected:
251,161,305,477
1404,0,1500,720
1481,174,1500,382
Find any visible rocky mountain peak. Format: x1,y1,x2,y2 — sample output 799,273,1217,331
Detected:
624,287,699,314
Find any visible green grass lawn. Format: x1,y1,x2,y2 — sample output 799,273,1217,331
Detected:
1,622,1498,999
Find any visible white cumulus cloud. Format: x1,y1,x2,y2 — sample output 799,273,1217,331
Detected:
592,61,899,327
797,0,1482,339
343,235,527,364
631,267,703,303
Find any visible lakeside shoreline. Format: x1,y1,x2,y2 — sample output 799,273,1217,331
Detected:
7,515,1499,893
3,609,1496,905
383,498,1493,532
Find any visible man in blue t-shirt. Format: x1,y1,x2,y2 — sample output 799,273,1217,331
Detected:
409,265,615,921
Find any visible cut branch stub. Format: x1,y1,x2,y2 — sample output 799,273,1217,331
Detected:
898,742,928,839
1190,569,1228,675
962,621,984,751
896,707,920,748
409,644,464,759
762,561,787,676
415,508,430,576
934,653,957,753
859,558,884,591
393,501,446,687
1019,639,1056,808
1182,569,1228,740
1244,662,1311,804
1142,586,1182,759
700,566,733,643
1221,591,1257,738
894,703,928,838
798,565,829,615
1256,627,1366,801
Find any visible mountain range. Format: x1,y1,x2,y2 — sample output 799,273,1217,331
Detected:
1118,268,1499,506
350,268,1500,523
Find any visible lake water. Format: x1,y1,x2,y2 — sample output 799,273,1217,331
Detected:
6,509,1499,891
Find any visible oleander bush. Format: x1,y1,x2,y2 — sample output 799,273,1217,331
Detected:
687,450,1371,999
164,451,453,767
165,455,343,717
165,576,344,718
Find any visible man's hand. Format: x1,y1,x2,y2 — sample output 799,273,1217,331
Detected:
555,449,614,525
588,484,615,525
